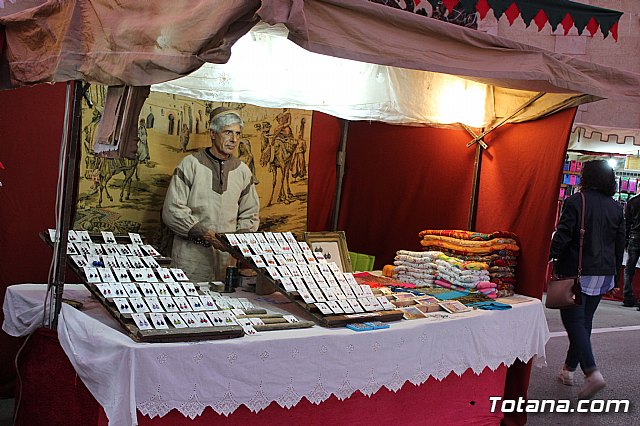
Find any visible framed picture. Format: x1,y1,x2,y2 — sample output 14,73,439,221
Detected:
304,231,352,272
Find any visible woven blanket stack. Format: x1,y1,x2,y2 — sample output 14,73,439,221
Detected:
392,250,440,287
392,250,496,297
418,230,520,297
434,253,494,297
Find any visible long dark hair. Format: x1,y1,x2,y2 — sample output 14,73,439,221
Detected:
581,160,616,196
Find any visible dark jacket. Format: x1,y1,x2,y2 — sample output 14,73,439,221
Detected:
550,189,624,277
624,194,640,244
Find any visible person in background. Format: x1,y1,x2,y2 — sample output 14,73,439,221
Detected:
623,193,640,307
549,160,624,399
162,107,259,282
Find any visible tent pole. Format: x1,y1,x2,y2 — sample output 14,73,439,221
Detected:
50,80,83,329
468,140,483,231
330,119,349,231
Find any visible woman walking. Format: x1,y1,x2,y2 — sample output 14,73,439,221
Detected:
549,160,624,399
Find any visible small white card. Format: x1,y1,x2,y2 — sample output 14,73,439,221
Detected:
274,254,287,266
236,318,258,335
168,282,186,297
122,283,142,298
101,231,117,244
200,295,218,310
293,253,307,264
251,255,267,268
264,232,277,243
112,283,127,297
326,300,343,314
284,232,297,243
128,244,145,257
70,255,87,268
282,315,301,323
66,244,79,255
179,312,198,327
156,267,174,283
266,266,282,279
174,296,191,311
141,244,161,257
114,298,134,314
48,228,61,242
321,288,338,301
249,317,265,326
114,244,132,256
145,297,164,313
206,311,226,327
280,277,296,292
237,244,252,257
315,302,333,315
170,268,189,281
138,282,157,297
193,312,212,327
130,297,150,313
100,244,117,256
152,282,171,297
115,255,133,268
298,288,316,304
95,283,114,298
101,255,118,268
75,230,91,243
166,313,188,328
159,296,179,312
337,299,354,314
259,243,274,254
361,285,374,296
181,282,198,296
377,296,396,311
187,296,205,311
75,242,93,256
262,254,277,267
131,313,153,330
238,298,255,310
141,256,160,269
128,233,144,245
310,288,326,302
347,298,365,313
225,233,240,246
113,267,131,283
150,313,169,329
128,256,145,269
83,267,101,283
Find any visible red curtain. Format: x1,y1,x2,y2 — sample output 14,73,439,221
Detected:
307,112,342,232
0,83,69,396
336,122,476,267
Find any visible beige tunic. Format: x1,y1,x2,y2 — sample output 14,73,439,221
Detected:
162,149,259,282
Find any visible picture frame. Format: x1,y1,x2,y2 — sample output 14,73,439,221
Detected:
304,231,352,273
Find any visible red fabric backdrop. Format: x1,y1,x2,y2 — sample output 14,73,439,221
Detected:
306,108,576,425
307,112,342,231
0,83,69,396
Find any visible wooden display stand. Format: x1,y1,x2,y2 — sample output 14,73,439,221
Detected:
41,232,245,342
216,233,404,327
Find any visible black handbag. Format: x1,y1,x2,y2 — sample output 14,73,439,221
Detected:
546,192,585,309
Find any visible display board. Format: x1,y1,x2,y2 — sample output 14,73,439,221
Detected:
217,232,404,327
41,230,313,342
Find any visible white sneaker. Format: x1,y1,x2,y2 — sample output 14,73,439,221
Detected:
558,367,575,386
577,370,606,399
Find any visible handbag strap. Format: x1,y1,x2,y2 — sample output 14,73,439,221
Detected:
578,191,586,278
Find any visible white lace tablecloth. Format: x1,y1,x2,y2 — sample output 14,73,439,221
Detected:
3,284,549,426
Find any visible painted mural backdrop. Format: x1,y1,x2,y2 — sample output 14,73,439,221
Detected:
75,86,312,246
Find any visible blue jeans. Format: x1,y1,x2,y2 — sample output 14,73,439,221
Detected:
560,294,602,374
623,241,640,303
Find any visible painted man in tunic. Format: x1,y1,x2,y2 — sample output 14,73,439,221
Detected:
162,107,260,282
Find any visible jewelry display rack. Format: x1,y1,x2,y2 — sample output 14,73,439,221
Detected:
216,232,404,327
40,231,313,342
